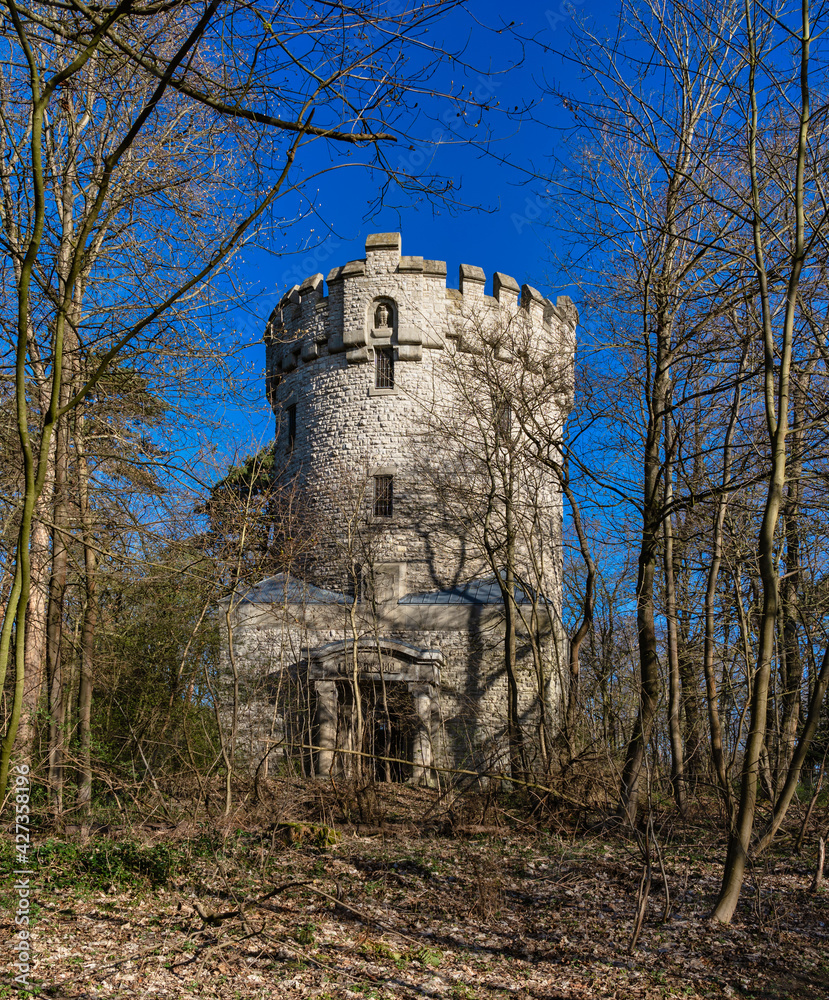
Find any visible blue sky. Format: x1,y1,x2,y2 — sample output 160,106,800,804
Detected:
203,1,621,471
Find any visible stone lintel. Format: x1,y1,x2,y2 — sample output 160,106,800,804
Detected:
308,641,442,686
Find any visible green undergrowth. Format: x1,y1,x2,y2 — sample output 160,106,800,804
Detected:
25,838,180,891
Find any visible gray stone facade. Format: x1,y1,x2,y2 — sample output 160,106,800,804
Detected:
223,233,576,783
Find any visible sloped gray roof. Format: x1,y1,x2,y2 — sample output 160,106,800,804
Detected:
230,571,541,607
399,572,537,606
233,573,348,606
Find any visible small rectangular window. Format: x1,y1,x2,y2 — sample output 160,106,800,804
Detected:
496,401,512,440
375,348,394,390
287,403,297,448
374,475,393,517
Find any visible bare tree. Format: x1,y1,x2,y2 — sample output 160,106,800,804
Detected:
544,0,749,821
710,0,829,922
541,0,829,919
0,0,513,798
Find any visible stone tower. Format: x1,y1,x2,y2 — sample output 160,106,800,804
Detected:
226,233,576,783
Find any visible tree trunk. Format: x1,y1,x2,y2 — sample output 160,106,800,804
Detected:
46,414,70,817
75,412,96,814
620,320,668,822
712,489,780,921
677,642,706,784
554,468,595,763
663,445,686,815
755,642,829,853
503,562,525,782
776,378,807,795
621,509,663,822
348,560,364,780
712,3,809,921
16,507,51,770
8,345,57,777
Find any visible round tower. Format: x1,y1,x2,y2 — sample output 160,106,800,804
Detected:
265,232,577,601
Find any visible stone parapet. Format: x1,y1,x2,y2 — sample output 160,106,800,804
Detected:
264,233,577,388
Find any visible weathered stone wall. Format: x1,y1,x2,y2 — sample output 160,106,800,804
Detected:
219,595,565,777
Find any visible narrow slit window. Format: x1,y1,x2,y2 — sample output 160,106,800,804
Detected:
375,348,394,390
287,403,297,448
374,475,394,517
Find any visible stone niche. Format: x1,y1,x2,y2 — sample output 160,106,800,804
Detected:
309,639,442,786
370,298,396,340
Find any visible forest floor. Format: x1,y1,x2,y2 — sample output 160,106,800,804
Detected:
1,781,827,1000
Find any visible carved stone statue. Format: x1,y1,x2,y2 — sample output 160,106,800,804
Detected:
374,302,392,329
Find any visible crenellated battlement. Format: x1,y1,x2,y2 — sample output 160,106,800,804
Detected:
264,233,577,403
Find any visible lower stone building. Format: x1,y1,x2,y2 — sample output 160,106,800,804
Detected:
221,571,562,784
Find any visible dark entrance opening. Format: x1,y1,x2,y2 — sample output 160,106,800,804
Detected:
334,679,419,782
370,682,420,782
